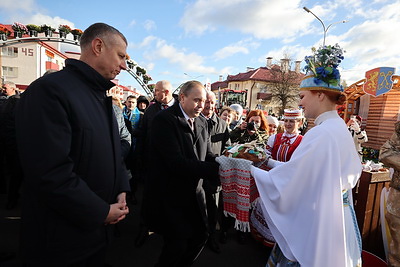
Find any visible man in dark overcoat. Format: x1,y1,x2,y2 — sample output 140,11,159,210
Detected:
144,80,219,267
15,23,130,266
134,80,177,247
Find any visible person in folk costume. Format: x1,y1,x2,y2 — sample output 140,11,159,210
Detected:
250,109,304,247
251,44,362,266
266,109,304,161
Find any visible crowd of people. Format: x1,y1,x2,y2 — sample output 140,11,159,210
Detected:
3,22,399,267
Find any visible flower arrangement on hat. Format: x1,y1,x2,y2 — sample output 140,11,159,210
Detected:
58,24,72,34
12,22,28,33
303,44,345,87
71,28,83,36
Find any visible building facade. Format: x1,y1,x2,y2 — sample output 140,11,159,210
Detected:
211,59,304,115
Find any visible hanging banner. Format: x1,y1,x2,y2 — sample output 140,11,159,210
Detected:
363,67,396,97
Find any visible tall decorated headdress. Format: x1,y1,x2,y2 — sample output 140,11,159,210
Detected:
300,44,345,93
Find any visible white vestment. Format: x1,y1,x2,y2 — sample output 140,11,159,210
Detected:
252,110,362,267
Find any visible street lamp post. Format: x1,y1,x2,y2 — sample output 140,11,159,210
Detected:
303,6,347,46
184,73,204,80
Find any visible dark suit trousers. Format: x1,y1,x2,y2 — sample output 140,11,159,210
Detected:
204,189,219,235
155,231,208,267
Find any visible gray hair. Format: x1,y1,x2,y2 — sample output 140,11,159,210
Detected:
179,80,203,97
3,81,16,88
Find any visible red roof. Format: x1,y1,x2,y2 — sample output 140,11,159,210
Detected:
213,65,305,85
211,80,228,90
1,24,30,38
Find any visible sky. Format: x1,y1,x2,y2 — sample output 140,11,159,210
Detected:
1,0,399,95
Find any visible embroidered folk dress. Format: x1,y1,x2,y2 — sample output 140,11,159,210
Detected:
251,111,362,267
251,132,303,247
267,132,303,162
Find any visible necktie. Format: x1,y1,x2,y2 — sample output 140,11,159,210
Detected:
161,104,169,110
188,118,194,131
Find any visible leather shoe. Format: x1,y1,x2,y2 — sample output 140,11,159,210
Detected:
219,231,228,244
134,228,149,247
207,237,221,253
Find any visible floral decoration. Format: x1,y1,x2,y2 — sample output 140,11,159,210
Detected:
303,44,345,87
12,22,28,33
26,24,41,32
0,25,11,36
58,24,72,33
142,73,152,84
126,58,137,69
143,74,152,81
40,24,55,32
136,66,147,75
71,29,83,36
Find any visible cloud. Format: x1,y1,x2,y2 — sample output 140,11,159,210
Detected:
261,45,309,65
137,36,221,75
128,35,158,49
0,0,35,13
338,1,400,83
143,20,156,31
27,13,75,29
0,0,75,29
213,38,260,60
180,0,311,40
129,20,136,27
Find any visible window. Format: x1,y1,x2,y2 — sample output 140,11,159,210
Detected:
2,66,18,78
1,47,18,57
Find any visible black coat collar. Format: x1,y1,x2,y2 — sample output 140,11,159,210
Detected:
65,59,116,92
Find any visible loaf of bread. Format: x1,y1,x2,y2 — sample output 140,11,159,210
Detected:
224,141,266,163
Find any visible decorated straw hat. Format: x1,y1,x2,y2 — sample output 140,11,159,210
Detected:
283,109,304,120
300,44,344,93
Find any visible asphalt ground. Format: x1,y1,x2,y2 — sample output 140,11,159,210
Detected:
0,183,271,267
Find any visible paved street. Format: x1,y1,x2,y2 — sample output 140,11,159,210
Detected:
0,185,271,267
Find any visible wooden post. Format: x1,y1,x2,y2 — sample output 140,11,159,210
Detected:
352,170,391,259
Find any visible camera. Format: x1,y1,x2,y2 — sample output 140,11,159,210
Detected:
247,121,256,131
